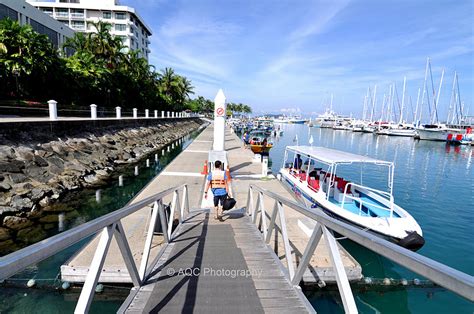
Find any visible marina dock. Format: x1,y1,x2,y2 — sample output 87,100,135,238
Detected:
62,123,361,286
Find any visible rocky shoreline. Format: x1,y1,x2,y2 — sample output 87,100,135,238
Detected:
0,118,205,253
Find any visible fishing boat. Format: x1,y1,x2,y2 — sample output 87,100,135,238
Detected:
249,131,273,154
279,146,424,251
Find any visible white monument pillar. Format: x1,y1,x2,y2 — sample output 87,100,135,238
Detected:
90,104,97,119
48,100,57,120
213,89,226,151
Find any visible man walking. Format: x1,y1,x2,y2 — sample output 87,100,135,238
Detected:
204,160,230,220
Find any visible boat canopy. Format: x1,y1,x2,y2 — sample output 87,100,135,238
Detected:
286,146,393,166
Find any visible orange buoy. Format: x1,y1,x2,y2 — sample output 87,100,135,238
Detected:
201,160,208,175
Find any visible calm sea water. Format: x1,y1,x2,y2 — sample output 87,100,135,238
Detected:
0,129,204,313
268,123,474,314
2,124,472,313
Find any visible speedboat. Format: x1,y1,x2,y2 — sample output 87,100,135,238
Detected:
279,146,425,251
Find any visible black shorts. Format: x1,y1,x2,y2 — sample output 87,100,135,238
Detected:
213,194,227,207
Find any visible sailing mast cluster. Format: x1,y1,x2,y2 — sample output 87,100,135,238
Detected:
313,58,473,145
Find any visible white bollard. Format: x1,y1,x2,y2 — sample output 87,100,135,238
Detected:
162,111,165,118
172,112,175,118
116,106,121,119
167,146,170,152
48,100,57,120
167,111,170,118
146,159,150,167
96,189,101,203
262,157,268,177
154,110,158,118
134,166,139,176
145,109,149,118
119,175,123,186
58,213,65,232
171,143,174,149
133,108,138,119
90,104,97,119
162,149,165,155
155,154,158,161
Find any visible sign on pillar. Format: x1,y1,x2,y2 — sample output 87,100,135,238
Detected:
213,89,226,151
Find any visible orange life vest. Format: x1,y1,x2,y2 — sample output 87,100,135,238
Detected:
210,170,226,188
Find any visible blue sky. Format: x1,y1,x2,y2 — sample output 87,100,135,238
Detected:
122,0,473,118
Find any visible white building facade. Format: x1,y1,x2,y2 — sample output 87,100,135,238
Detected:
0,0,75,48
26,0,152,60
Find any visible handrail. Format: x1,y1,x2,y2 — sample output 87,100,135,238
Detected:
342,182,394,217
248,184,474,302
340,193,390,217
0,184,190,313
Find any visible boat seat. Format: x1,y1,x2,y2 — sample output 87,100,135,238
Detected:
299,173,307,181
308,177,320,192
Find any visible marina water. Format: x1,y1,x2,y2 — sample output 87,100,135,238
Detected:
0,130,202,313
269,123,473,313
1,124,472,313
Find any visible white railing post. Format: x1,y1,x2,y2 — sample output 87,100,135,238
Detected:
116,106,121,119
172,112,175,118
154,110,158,118
90,104,97,119
145,109,149,118
133,108,138,119
75,224,115,314
278,201,295,280
323,226,358,314
162,111,165,118
114,222,141,287
139,201,160,281
47,100,57,120
292,223,323,285
167,111,170,118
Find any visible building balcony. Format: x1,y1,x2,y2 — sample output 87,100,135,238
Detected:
55,13,69,18
70,13,85,19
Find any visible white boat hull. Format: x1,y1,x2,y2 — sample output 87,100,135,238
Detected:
416,128,449,141
279,169,424,250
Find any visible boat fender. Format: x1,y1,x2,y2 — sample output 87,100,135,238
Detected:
399,231,425,251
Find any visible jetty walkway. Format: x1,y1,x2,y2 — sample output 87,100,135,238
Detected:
62,122,360,312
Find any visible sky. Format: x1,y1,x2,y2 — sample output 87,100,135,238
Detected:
121,0,473,118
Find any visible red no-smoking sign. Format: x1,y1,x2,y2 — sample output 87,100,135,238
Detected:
216,107,225,116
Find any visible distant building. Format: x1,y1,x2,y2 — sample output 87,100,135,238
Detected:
26,0,152,60
0,0,75,48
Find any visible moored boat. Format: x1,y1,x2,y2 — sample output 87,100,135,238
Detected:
249,131,273,154
279,146,424,251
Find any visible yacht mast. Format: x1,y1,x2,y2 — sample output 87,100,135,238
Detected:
414,87,421,125
399,76,407,124
433,68,444,124
370,85,377,122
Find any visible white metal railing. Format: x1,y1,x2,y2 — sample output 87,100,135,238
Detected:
341,182,394,217
0,184,190,314
246,184,474,314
